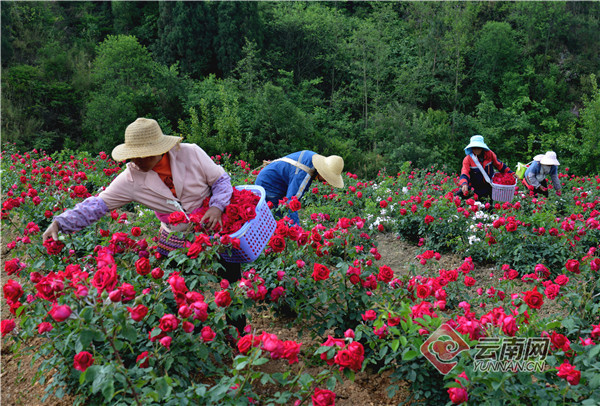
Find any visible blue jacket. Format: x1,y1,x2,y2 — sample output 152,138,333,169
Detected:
255,150,317,224
524,161,561,190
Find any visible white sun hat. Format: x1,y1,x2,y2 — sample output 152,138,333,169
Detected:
540,151,560,166
111,118,182,162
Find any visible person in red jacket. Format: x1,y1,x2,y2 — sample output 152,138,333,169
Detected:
456,135,512,201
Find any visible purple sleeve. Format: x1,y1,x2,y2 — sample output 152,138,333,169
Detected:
209,173,233,212
54,196,108,233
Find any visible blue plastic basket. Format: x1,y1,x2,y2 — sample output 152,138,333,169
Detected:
220,185,277,263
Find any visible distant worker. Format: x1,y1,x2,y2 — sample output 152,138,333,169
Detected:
456,135,512,201
255,151,344,225
523,151,562,197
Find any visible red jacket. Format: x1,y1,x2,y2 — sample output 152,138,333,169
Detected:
459,150,510,188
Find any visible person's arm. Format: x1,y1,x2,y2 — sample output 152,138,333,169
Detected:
203,173,233,230
550,166,561,192
459,156,471,194
43,196,108,241
490,151,512,173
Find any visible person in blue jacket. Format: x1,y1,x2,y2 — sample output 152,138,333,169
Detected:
255,150,344,225
523,151,562,197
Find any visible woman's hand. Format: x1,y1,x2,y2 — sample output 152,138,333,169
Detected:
201,207,223,230
461,185,470,195
43,221,59,242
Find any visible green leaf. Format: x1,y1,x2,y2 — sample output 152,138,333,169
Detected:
156,377,171,399
235,360,249,370
326,376,336,390
102,379,115,400
390,339,400,352
402,350,419,361
121,324,137,342
252,357,269,366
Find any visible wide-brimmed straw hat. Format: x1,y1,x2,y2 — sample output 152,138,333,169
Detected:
111,118,182,162
464,135,490,155
540,151,560,166
312,154,344,188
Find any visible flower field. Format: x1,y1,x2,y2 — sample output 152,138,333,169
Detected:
1,146,599,406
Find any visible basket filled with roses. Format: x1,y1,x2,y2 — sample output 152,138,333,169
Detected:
190,185,277,263
491,172,517,202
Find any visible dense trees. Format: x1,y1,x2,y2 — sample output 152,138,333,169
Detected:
2,1,599,175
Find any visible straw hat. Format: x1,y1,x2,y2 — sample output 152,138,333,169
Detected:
540,151,560,166
312,154,344,188
111,118,182,162
464,135,490,155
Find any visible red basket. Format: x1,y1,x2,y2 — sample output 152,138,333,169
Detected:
491,181,516,202
220,185,277,263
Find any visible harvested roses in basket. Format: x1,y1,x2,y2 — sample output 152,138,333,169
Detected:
492,172,516,185
168,188,260,235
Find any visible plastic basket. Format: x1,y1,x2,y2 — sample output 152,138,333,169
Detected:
491,181,516,202
220,185,277,263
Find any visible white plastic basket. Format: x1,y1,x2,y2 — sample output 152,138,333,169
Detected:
491,181,516,202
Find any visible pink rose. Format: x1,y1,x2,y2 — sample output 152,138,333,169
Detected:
200,326,216,342
49,304,72,322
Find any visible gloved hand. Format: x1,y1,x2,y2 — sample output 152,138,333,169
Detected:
461,184,470,195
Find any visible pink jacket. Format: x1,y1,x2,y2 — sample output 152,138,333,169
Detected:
99,143,225,213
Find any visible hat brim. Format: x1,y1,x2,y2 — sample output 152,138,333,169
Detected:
533,154,545,162
312,154,344,188
540,157,560,166
465,141,489,151
111,135,182,162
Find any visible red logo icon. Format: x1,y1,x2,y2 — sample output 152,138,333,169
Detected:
420,323,470,375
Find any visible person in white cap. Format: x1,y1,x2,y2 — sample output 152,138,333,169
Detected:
523,151,562,197
255,150,344,225
457,135,512,201
42,118,246,333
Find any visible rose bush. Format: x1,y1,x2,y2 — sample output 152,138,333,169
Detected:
2,146,599,405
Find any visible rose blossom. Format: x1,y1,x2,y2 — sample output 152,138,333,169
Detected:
49,304,72,322
312,263,330,281
200,326,216,342
73,351,94,372
448,387,468,404
127,304,149,322
1,319,16,337
523,287,544,309
312,388,336,406
159,314,179,332
214,290,232,307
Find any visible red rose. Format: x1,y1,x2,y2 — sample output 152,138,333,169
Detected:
37,321,53,334
127,304,149,322
136,351,150,368
523,287,544,309
565,259,580,274
544,284,560,300
200,325,216,342
3,279,23,303
334,348,354,369
214,290,232,307
168,211,188,225
1,319,16,337
131,227,141,237
448,387,468,404
554,274,569,286
119,283,136,302
159,314,179,332
43,238,64,255
135,257,151,276
268,235,286,253
557,360,581,385
377,265,394,283
4,258,24,276
312,388,336,406
416,284,431,299
237,334,256,354
312,263,330,281
73,351,94,372
91,263,118,296
362,309,377,321
49,304,72,322
288,197,301,212
283,340,301,364
151,267,164,279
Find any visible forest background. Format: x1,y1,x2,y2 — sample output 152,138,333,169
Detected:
2,1,599,177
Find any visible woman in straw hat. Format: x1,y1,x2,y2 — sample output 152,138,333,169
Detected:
456,135,513,201
523,151,562,197
42,118,245,331
255,150,344,225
